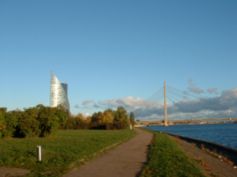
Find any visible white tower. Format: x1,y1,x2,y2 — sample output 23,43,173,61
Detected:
164,80,168,127
50,74,70,111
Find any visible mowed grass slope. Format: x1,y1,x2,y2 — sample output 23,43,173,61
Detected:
0,129,134,177
141,132,205,177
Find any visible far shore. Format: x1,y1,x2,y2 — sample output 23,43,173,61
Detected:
136,117,237,127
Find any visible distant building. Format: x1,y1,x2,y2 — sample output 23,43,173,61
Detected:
50,74,70,111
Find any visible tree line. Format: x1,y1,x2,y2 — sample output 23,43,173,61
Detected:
65,107,135,130
0,105,135,138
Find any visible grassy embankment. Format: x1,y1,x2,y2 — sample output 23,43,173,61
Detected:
141,132,206,177
0,129,134,177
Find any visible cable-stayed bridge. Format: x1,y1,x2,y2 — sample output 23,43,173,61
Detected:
142,81,237,126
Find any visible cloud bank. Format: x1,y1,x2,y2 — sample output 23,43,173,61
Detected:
75,88,237,120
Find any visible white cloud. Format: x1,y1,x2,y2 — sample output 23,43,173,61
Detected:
76,88,237,120
99,96,161,110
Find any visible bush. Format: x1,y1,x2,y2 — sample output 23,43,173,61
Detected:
0,105,69,138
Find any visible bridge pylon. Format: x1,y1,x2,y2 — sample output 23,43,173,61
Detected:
164,80,168,127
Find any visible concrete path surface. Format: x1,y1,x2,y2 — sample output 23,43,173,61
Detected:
63,129,153,177
0,167,29,177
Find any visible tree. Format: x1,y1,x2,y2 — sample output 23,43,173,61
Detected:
113,107,130,129
129,112,136,127
74,114,90,129
0,104,70,138
37,106,59,137
90,112,104,129
102,109,114,129
14,109,39,138
4,110,20,137
54,106,69,128
13,105,64,138
0,108,7,138
64,117,76,129
64,114,90,129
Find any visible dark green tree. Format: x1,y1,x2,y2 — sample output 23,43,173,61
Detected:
37,106,59,137
90,112,104,129
0,108,7,137
54,106,69,128
14,108,39,138
4,110,20,137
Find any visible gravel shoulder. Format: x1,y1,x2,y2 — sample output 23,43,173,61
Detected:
172,136,237,177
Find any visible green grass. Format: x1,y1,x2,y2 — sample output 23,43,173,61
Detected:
140,132,206,177
0,129,134,177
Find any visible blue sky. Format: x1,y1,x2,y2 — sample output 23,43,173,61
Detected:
1,0,237,118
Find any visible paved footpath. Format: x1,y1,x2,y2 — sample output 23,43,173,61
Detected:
63,129,153,177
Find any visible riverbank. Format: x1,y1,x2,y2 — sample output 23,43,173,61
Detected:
172,135,237,177
141,131,237,177
140,132,205,177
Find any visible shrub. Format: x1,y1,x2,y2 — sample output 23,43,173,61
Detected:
1,105,69,138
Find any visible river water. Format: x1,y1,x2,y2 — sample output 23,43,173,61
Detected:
147,123,237,150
